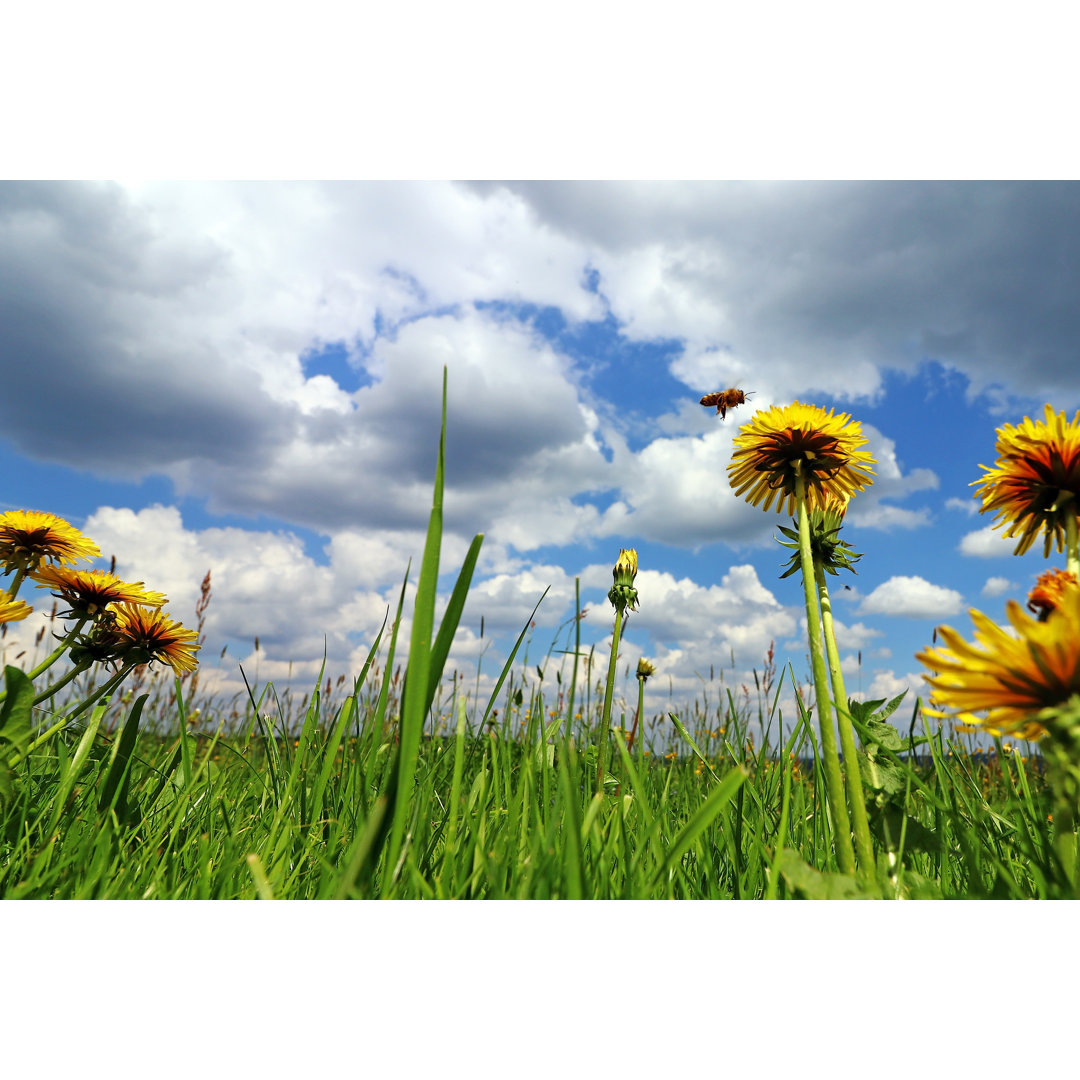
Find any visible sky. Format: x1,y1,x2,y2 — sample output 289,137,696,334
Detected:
3,180,1079,735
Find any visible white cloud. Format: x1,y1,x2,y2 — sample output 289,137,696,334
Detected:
858,575,965,618
945,496,979,516
958,525,1021,557
981,575,1014,597
864,669,925,705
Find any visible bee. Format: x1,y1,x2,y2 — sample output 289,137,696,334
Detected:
700,388,753,419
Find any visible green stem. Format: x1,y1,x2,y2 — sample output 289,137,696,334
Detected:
24,662,136,754
31,657,94,707
25,618,89,683
636,675,646,770
596,604,625,795
1065,509,1079,579
814,558,875,878
2,566,29,600
1044,741,1080,897
795,470,855,875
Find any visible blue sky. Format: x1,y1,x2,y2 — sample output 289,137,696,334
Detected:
2,180,1077,729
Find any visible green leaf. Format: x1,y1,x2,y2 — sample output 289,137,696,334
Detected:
775,849,881,899
98,693,147,823
650,766,747,889
0,665,34,754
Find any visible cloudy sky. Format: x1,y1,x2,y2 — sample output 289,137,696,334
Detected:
3,180,1079,730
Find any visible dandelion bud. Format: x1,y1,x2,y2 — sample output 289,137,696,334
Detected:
636,657,656,681
608,548,640,614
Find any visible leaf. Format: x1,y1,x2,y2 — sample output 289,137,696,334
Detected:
0,665,34,754
775,849,881,899
98,693,147,823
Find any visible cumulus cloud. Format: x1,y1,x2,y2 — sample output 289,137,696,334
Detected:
859,576,965,618
981,575,1015,597
476,181,1080,404
958,525,1021,557
945,496,979,516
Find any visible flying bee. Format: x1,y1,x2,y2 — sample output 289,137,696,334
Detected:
700,388,753,419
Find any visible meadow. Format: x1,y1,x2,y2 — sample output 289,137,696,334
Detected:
2,376,1078,900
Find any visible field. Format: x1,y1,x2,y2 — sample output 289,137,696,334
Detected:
2,383,1078,900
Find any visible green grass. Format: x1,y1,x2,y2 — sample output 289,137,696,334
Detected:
0,373,1069,900
0,626,1062,900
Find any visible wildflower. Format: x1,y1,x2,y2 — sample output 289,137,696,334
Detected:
0,593,32,623
972,404,1080,559
727,402,876,516
107,603,200,675
0,510,100,574
1027,568,1078,621
31,565,167,620
636,657,656,681
608,548,639,613
916,584,1080,742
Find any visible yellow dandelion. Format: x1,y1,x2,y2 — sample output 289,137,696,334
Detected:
0,510,100,572
972,404,1080,558
727,402,876,516
1027,567,1078,621
0,592,33,623
31,565,167,619
916,584,1080,742
110,603,200,675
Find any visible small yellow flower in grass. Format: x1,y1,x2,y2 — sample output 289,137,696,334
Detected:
0,510,100,573
608,547,640,613
31,565,167,620
1027,568,1078,621
727,402,876,516
110,603,200,674
636,657,656,681
916,583,1080,742
0,593,32,623
972,404,1080,558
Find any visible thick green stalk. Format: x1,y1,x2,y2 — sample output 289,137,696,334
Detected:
814,558,875,877
795,470,855,874
595,605,625,795
1065,509,1079,579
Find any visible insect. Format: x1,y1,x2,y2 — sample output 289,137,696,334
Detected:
700,388,753,419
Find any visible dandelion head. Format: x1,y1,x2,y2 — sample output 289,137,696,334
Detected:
916,583,1080,743
1027,567,1078,621
31,565,167,620
0,593,33,624
109,603,200,675
0,510,100,573
727,402,876,516
972,404,1080,557
608,547,640,613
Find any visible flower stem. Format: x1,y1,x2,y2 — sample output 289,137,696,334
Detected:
1066,508,1079,579
596,605,625,795
31,657,94,708
795,469,856,874
25,617,88,683
814,558,876,878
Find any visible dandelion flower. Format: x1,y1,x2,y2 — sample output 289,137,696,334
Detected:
916,583,1080,741
109,603,200,674
972,404,1080,558
0,510,100,573
608,547,639,613
1027,567,1078,620
0,593,32,623
728,402,876,516
31,565,167,619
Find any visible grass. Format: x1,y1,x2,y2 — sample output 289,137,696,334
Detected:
0,374,1070,900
